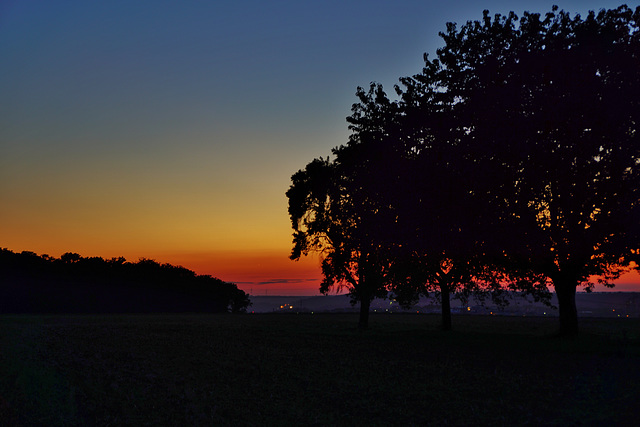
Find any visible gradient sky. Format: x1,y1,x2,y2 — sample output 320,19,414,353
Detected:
2,0,638,295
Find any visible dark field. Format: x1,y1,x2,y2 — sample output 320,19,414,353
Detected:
1,314,638,426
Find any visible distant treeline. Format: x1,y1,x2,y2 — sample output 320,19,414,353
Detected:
0,248,251,314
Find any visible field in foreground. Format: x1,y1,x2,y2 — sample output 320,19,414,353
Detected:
1,314,638,426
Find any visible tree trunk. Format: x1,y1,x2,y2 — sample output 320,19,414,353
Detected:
359,298,371,330
553,279,579,336
441,285,452,332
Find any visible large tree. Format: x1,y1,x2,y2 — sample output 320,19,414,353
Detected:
424,5,640,335
382,82,493,331
386,74,551,330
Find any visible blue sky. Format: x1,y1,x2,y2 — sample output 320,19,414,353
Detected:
1,0,635,295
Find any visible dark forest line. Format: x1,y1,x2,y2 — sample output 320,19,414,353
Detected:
0,248,251,314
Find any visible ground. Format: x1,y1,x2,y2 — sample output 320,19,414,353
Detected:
1,313,638,426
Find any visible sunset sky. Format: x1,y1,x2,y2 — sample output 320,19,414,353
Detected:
2,0,638,295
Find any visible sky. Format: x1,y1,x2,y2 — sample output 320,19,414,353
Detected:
2,0,638,295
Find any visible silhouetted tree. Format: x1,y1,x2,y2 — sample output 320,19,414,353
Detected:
424,5,640,335
288,5,637,334
387,75,549,330
291,81,545,331
287,156,391,329
342,82,482,331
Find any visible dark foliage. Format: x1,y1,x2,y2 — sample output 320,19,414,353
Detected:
0,248,251,314
421,5,640,335
288,4,639,334
287,157,391,329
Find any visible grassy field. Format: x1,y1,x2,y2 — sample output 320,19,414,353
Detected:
1,313,638,426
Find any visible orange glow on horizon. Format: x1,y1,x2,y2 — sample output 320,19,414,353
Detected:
165,250,327,296
2,243,639,296
605,269,640,292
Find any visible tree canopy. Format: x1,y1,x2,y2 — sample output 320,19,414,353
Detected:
289,4,639,334
422,5,640,335
287,154,391,329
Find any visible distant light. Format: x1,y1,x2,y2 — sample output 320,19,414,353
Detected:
467,307,471,311
289,306,293,309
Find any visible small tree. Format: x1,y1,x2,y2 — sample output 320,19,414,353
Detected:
287,156,391,329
